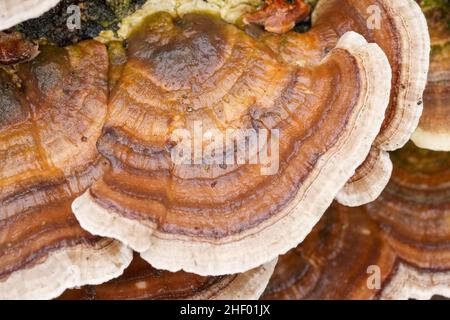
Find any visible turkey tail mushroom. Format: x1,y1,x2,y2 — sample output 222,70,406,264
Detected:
262,142,450,300
0,41,132,300
412,1,450,151
59,255,277,300
72,11,391,276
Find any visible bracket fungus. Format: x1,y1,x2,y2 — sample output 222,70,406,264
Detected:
0,0,433,295
263,142,450,300
411,1,450,151
73,3,393,276
0,40,132,299
59,255,276,300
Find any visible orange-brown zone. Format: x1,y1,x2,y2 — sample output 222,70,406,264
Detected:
59,254,233,300
0,41,108,279
244,0,311,34
262,142,450,299
89,12,364,239
0,32,38,65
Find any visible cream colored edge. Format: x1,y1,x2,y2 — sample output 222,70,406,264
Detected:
336,149,392,207
411,125,450,152
73,31,391,276
0,0,61,31
0,239,133,300
381,263,450,300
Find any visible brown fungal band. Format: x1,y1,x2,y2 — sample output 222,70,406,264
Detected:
263,142,450,300
59,254,277,300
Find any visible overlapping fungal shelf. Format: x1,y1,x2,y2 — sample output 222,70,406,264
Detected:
263,142,450,300
0,40,132,299
238,0,430,206
313,0,429,206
